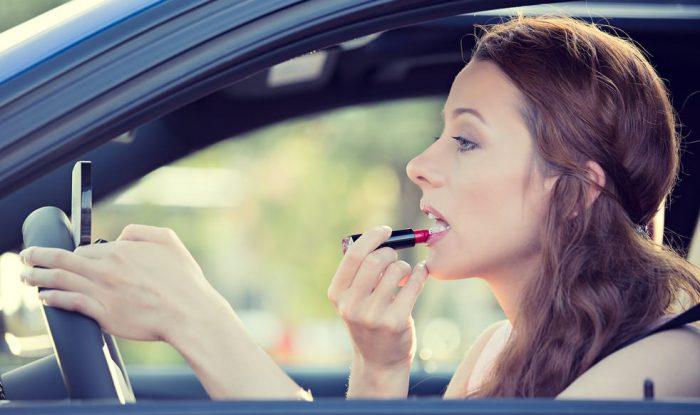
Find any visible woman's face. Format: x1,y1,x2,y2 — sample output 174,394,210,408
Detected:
406,59,555,281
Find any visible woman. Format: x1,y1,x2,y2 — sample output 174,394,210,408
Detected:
19,15,700,399
330,15,700,399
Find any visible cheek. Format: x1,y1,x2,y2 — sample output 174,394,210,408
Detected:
456,166,526,238
428,159,540,278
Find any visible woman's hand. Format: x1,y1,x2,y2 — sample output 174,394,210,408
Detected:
327,225,429,398
19,224,228,344
19,223,310,400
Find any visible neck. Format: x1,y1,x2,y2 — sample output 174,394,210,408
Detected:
482,252,541,323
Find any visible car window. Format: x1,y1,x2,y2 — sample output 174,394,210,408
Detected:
2,0,699,375
0,0,75,372
3,96,698,372
79,98,503,371
0,251,47,369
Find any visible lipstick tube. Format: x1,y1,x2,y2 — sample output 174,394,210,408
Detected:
341,228,430,254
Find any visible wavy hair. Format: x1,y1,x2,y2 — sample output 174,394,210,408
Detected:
464,15,700,397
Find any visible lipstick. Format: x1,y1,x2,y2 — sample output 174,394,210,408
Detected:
341,228,430,254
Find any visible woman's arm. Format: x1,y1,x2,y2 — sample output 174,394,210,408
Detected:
347,355,412,399
167,296,311,400
21,224,310,400
557,325,700,399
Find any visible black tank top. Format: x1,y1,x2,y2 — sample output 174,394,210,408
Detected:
608,302,700,356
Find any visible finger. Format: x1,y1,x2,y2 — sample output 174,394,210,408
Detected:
74,241,116,259
19,247,101,278
392,261,429,312
21,266,95,294
327,226,392,300
38,290,106,321
371,260,411,303
348,247,398,296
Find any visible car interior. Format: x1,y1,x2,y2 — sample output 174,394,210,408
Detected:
0,0,698,406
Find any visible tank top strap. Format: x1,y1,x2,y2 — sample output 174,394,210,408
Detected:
648,303,700,335
606,302,700,359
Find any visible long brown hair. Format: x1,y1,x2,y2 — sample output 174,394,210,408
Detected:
464,15,700,397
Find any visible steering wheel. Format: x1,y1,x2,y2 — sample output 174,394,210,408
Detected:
19,206,134,401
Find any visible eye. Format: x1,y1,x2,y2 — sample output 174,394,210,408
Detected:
433,135,478,152
452,136,478,152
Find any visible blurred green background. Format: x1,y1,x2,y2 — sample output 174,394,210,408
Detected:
0,0,69,33
0,0,504,372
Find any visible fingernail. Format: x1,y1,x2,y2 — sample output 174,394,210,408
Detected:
19,267,29,283
19,249,29,264
342,237,355,254
37,291,49,305
417,261,429,276
381,225,392,234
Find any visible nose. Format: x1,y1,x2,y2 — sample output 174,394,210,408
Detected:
406,147,446,189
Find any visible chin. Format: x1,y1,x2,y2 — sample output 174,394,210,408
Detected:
424,255,472,280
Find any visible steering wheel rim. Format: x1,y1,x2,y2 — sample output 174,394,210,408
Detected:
22,206,132,401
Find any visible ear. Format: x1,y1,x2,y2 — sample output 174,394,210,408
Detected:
565,160,606,220
583,160,606,209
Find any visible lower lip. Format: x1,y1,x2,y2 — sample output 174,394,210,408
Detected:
427,229,449,245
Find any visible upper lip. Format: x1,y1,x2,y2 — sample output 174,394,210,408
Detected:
420,200,448,224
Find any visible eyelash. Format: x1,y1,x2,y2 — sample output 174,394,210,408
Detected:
433,135,479,153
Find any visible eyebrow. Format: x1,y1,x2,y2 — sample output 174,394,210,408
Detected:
441,107,489,126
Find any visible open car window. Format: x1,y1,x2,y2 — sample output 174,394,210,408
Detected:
86,98,505,371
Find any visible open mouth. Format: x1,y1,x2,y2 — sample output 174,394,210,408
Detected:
426,212,450,244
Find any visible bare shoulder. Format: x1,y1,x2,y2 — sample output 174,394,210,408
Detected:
443,319,510,399
558,324,700,399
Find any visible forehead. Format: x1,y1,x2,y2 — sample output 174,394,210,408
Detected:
445,59,548,181
444,59,525,121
